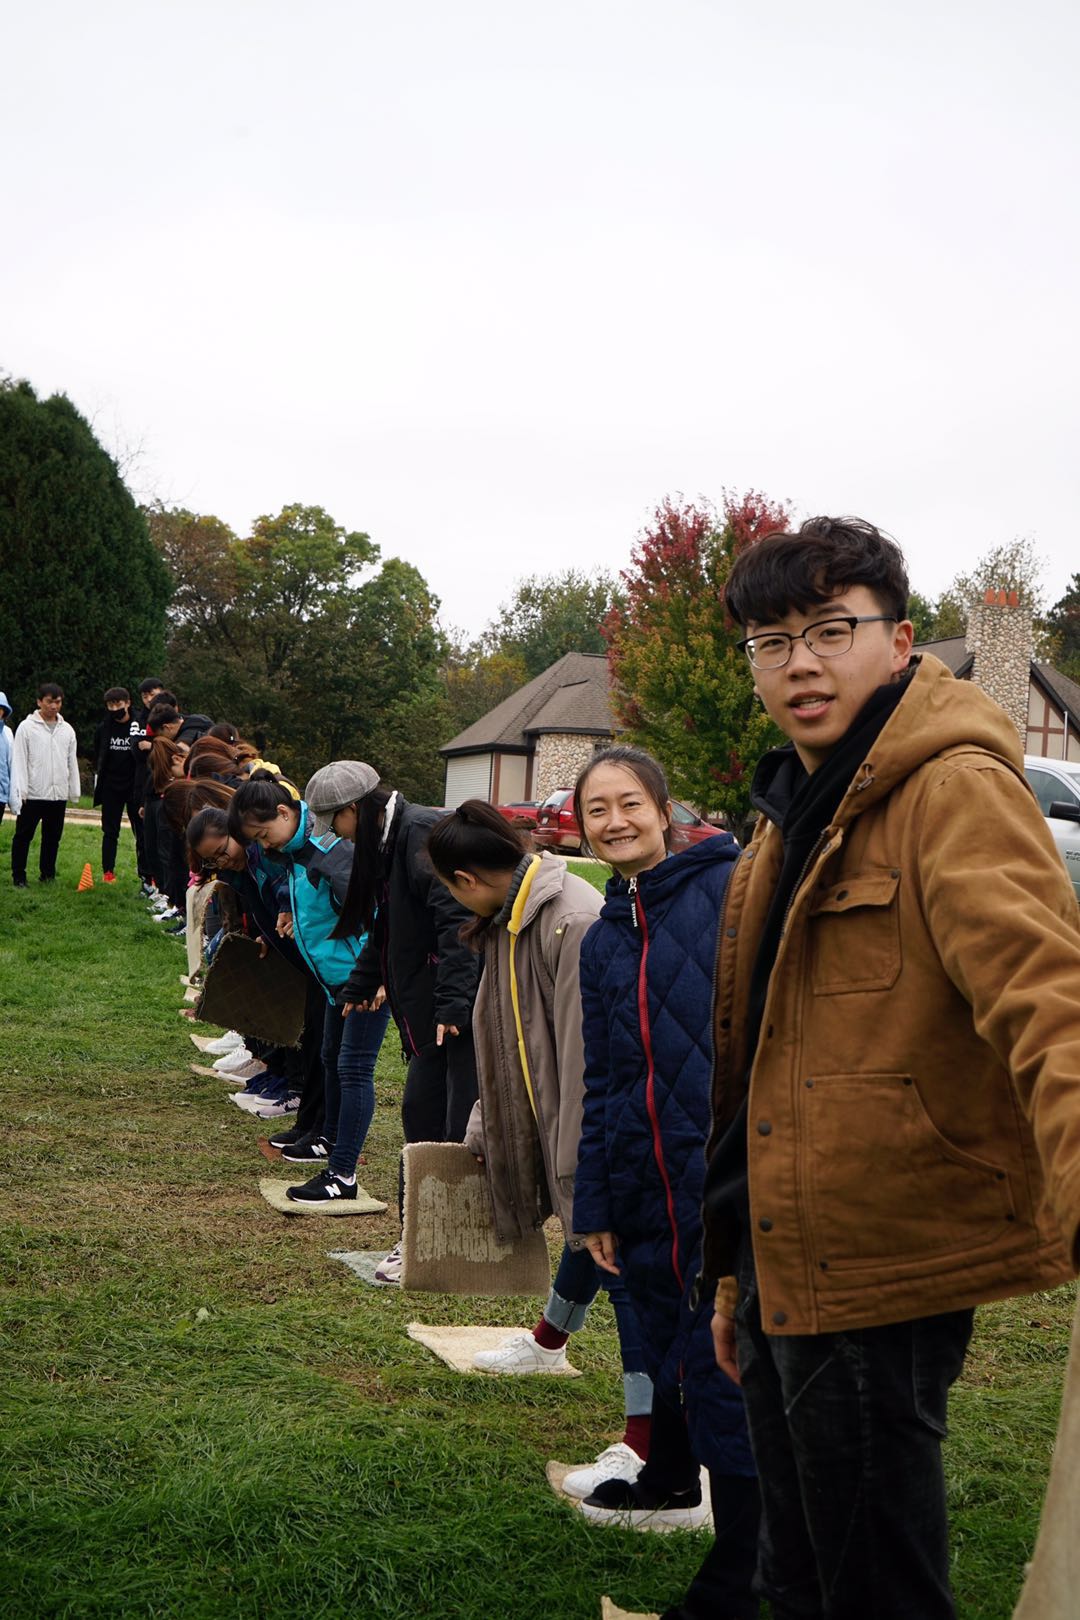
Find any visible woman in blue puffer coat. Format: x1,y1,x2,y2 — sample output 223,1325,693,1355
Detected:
573,746,759,1620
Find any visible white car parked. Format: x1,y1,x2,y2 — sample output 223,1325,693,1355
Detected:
1024,754,1080,901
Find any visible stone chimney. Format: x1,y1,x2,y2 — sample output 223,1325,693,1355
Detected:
964,588,1033,740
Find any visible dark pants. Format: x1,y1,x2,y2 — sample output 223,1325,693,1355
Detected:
278,975,327,1138
322,1002,391,1176
11,799,67,883
734,1242,973,1619
397,1033,479,1213
100,788,141,875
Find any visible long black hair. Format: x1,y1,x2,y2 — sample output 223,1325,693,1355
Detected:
427,800,530,946
228,771,297,840
332,786,393,938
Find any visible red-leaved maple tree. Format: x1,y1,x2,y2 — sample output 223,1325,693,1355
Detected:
605,490,791,823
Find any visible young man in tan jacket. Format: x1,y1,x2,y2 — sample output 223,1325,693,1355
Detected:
700,516,1080,1619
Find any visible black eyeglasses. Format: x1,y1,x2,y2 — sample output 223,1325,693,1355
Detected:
738,615,897,670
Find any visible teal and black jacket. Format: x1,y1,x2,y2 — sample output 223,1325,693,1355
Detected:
261,801,367,999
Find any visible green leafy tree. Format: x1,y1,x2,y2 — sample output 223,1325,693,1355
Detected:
0,378,171,746
150,502,448,791
1046,572,1080,683
605,491,791,823
907,590,938,643
484,568,624,678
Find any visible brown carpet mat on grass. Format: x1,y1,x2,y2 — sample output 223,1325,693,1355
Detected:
405,1323,582,1375
189,1033,222,1053
189,1062,244,1084
400,1141,550,1295
258,1176,387,1217
194,931,307,1046
257,1139,283,1162
1013,1294,1080,1618
600,1600,659,1620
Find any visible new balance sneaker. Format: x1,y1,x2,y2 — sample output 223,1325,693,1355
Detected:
374,1242,403,1285
285,1168,357,1204
204,1030,245,1056
167,923,187,938
102,871,116,884
280,1133,332,1164
581,1475,708,1530
473,1332,568,1374
140,880,157,898
562,1442,646,1500
267,1124,308,1150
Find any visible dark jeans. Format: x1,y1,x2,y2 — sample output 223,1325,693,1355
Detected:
734,1241,974,1619
100,787,141,875
11,799,67,882
548,1241,652,1414
397,1032,479,1214
322,1002,391,1177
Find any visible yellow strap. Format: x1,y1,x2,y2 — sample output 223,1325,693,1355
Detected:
507,855,543,1123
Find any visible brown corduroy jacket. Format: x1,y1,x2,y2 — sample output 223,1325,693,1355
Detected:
705,654,1080,1335
465,854,603,1244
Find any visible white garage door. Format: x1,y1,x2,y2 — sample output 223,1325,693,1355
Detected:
444,754,493,808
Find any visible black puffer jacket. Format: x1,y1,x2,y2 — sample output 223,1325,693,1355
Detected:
342,799,480,1055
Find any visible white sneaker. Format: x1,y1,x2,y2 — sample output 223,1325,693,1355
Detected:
374,1242,403,1285
204,1031,245,1055
562,1441,646,1500
216,1056,266,1082
213,1046,255,1073
153,907,181,922
473,1332,568,1374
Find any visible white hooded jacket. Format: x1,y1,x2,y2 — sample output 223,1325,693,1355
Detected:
9,709,80,815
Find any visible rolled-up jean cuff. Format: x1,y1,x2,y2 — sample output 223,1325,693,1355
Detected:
623,1371,653,1418
543,1288,590,1335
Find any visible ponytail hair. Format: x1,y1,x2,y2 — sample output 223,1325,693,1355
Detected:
228,770,296,839
163,777,234,838
427,800,531,946
427,800,528,881
332,786,393,938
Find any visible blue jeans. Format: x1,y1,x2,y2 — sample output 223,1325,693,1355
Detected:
734,1239,974,1619
322,1003,391,1178
547,1242,653,1418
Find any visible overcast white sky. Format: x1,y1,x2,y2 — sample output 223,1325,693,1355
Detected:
3,0,1078,637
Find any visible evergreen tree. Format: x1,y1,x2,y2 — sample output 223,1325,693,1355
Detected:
0,378,171,749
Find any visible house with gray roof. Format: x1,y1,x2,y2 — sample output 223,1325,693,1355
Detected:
440,651,616,807
917,590,1080,760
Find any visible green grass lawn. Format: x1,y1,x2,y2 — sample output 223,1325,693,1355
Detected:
0,822,1072,1619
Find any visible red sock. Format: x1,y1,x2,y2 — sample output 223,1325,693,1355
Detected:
623,1414,651,1459
534,1316,569,1351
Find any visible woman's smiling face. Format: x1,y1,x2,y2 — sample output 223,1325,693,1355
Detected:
580,762,670,877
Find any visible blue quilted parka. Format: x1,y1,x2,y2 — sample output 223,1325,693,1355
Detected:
574,833,754,1476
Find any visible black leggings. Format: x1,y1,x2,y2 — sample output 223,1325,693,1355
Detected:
397,1033,478,1214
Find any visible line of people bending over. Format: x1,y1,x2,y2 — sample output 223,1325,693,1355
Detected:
157,742,754,1620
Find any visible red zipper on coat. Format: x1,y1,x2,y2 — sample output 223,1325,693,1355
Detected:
634,886,684,1293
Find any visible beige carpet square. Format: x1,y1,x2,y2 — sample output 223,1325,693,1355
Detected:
258,1177,387,1216
600,1601,658,1620
401,1142,550,1295
406,1323,581,1375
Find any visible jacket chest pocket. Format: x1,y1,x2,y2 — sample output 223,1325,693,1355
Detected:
807,870,901,994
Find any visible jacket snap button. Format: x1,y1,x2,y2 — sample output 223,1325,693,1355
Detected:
805,1078,814,1089
772,1310,787,1326
835,888,848,901
719,1016,731,1030
726,926,737,938
759,1217,773,1232
757,1120,772,1136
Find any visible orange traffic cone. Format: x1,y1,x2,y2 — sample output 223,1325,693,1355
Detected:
77,862,94,892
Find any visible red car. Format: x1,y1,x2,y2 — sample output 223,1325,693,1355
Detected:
495,801,539,830
532,788,725,855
